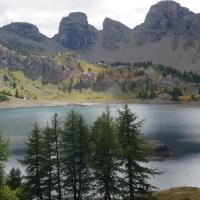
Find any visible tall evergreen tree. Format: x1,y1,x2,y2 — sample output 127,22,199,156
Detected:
40,125,55,200
0,132,19,200
51,113,62,200
0,131,9,186
62,110,90,200
117,105,157,200
90,107,121,200
21,123,44,200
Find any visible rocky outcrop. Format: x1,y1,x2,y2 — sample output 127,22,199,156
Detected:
0,21,66,56
134,1,200,50
2,22,47,42
1,1,200,70
54,12,97,49
175,14,200,49
144,1,193,31
102,18,131,49
146,139,174,161
136,1,193,44
0,46,65,84
76,1,200,70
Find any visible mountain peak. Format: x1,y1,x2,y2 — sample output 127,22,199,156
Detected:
102,18,131,49
144,0,193,30
2,22,46,41
3,22,39,32
55,12,97,49
65,12,88,25
103,17,130,30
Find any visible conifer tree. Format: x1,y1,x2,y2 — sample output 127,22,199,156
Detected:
21,123,44,200
41,125,55,200
0,131,9,186
51,114,62,200
6,168,22,190
117,105,157,200
90,107,121,200
62,110,90,200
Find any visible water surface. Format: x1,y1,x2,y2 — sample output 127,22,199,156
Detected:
1,104,200,190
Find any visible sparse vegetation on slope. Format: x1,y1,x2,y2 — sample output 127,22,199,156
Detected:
1,45,200,104
154,187,200,200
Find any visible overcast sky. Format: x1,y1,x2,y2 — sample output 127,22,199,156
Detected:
0,0,199,37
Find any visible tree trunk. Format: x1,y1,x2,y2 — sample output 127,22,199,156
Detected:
128,158,135,200
35,124,43,200
48,149,52,200
78,121,83,200
54,115,62,200
48,171,52,200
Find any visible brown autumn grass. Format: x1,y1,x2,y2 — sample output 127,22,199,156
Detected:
154,187,200,200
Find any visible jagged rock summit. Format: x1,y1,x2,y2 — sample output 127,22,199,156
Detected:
102,18,131,49
136,1,194,43
54,12,97,49
2,22,47,41
1,1,200,70
144,1,193,30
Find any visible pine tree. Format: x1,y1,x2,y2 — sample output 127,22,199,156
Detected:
117,105,157,200
6,168,22,190
20,123,44,200
62,110,90,200
51,114,62,200
40,125,55,200
90,107,121,200
0,131,9,186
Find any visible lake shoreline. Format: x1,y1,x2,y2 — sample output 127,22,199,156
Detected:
1,99,200,109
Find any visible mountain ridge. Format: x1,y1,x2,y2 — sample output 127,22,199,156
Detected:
1,1,200,70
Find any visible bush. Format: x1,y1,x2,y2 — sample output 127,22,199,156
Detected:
0,90,12,96
0,94,9,102
172,88,183,101
0,186,19,200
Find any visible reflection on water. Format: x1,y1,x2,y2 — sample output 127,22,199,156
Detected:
1,104,200,190
147,154,200,189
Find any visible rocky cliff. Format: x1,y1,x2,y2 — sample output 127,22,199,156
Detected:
54,12,97,49
2,22,47,42
102,18,131,49
1,1,200,70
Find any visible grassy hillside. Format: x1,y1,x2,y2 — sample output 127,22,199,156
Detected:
155,187,200,200
1,50,200,104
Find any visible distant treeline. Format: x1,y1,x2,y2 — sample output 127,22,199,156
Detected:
110,61,200,84
111,61,152,68
158,65,200,83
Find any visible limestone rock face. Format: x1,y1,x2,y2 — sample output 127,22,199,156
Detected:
102,18,131,49
2,22,46,41
55,12,97,49
136,1,193,44
175,14,200,48
145,1,193,30
1,1,200,70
